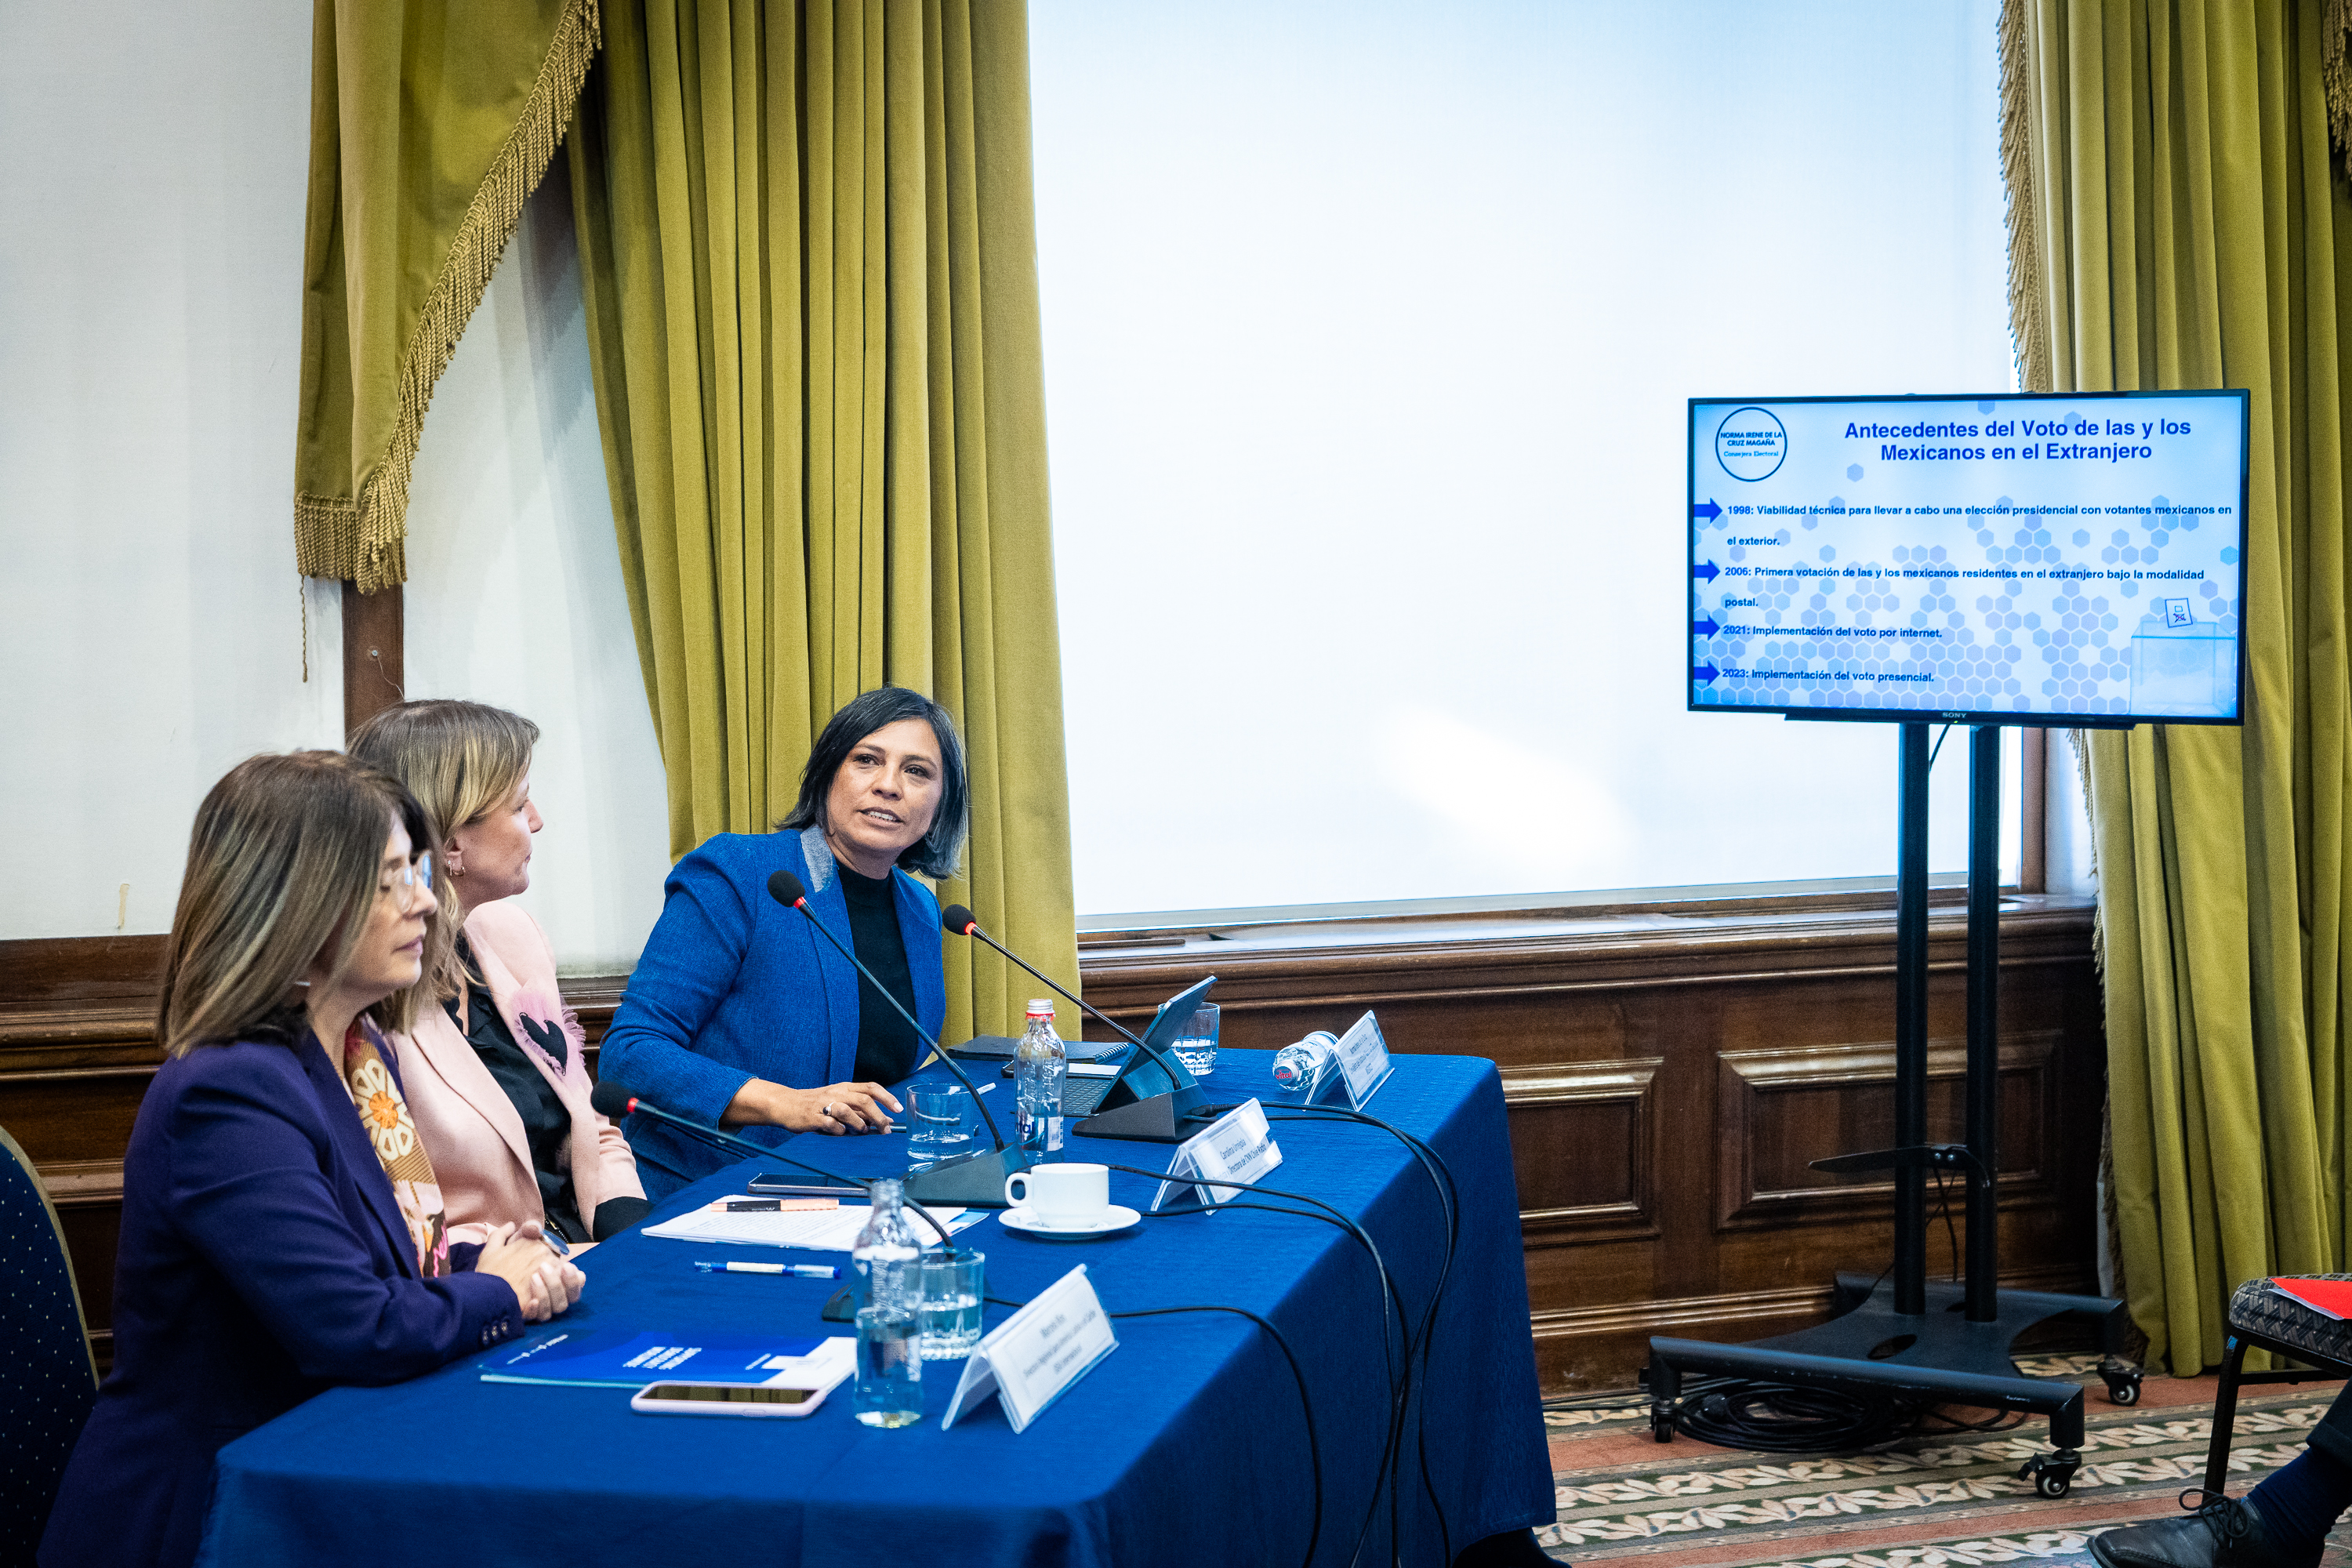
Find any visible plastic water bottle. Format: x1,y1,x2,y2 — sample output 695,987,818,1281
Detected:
1013,999,1066,1146
1272,1031,1339,1091
850,1178,922,1316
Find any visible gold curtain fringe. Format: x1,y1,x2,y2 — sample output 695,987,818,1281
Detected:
296,0,602,593
1998,0,2049,397
2326,0,2352,174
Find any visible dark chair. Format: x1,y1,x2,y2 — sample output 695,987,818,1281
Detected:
2201,1274,2352,1495
0,1122,100,1561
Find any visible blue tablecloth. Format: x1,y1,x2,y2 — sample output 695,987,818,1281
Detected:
197,1052,1552,1567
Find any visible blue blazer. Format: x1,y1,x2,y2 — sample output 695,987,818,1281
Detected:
39,1028,521,1568
597,826,947,1197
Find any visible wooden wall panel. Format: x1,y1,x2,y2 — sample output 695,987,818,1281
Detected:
1,898,2104,1394
1074,895,2106,1392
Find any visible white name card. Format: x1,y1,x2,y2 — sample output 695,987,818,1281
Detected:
1152,1098,1283,1214
941,1264,1117,1433
1313,1010,1393,1108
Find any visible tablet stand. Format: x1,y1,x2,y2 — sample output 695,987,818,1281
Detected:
1644,723,2141,1497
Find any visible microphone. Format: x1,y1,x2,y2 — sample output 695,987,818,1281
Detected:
940,903,1158,1056
590,1080,955,1245
766,869,1032,1207
940,904,1209,1142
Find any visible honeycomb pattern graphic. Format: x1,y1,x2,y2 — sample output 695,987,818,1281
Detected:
1691,428,2241,720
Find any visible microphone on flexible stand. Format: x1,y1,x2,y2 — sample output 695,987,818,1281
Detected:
589,1080,956,1246
767,870,1033,1207
940,904,1210,1142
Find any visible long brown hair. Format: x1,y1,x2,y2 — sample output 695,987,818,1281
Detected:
347,699,539,1000
157,752,435,1057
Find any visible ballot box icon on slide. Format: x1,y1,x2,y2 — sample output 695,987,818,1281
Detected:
2131,608,2232,720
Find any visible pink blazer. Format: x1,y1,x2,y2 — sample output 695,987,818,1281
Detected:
394,901,644,1244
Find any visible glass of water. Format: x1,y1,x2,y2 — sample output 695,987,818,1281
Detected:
906,1084,971,1163
1173,1003,1220,1077
917,1247,985,1360
853,1306,924,1426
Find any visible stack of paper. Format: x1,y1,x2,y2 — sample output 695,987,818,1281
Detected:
644,1200,975,1251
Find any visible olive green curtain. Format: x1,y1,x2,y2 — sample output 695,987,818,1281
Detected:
2002,0,2352,1374
292,0,600,592
565,0,1077,1040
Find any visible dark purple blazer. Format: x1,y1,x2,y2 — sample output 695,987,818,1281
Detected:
39,1025,524,1568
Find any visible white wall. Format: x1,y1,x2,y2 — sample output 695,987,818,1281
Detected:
1033,0,2022,918
1,0,670,970
401,169,671,972
0,0,340,939
2047,730,2098,898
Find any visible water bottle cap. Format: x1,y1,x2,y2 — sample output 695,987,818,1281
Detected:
1025,999,1054,1017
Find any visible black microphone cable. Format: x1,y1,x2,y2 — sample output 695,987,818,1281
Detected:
601,1085,956,1246
1236,1102,1461,1563
768,870,1013,1151
1256,1104,1461,1562
980,1291,1321,1568
1091,1160,1410,1568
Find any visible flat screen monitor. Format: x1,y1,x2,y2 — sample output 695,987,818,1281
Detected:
1687,390,2249,727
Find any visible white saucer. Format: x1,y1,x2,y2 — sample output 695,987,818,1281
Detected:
998,1203,1141,1239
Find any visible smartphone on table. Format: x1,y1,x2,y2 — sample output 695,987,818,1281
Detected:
630,1381,831,1417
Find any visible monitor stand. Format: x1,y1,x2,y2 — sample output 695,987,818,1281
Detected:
1644,723,2141,1497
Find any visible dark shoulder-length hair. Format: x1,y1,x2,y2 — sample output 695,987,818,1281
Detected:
777,687,969,879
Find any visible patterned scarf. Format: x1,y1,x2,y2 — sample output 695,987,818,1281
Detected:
337,1022,451,1278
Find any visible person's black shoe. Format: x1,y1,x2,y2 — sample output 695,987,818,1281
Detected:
2088,1490,2320,1568
1450,1526,1559,1566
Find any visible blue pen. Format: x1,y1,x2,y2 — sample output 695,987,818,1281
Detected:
695,1260,840,1279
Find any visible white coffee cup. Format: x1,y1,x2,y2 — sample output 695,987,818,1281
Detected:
1004,1162,1109,1225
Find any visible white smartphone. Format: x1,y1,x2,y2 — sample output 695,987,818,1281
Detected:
630,1380,831,1418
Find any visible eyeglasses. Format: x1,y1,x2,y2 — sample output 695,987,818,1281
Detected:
387,853,434,896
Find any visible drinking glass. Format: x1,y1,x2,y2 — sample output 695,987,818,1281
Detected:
853,1306,924,1426
1173,1003,1220,1076
906,1085,971,1163
917,1247,986,1360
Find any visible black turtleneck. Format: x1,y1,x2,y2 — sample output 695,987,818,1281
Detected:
839,860,920,1083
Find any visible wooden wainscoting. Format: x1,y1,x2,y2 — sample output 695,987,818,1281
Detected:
2,895,2103,1392
1074,894,2105,1392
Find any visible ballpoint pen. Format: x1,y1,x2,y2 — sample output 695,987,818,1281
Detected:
694,1260,841,1279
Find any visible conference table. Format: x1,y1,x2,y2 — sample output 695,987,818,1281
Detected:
197,1051,1553,1568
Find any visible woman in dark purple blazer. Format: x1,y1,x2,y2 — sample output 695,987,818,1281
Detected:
40,752,587,1568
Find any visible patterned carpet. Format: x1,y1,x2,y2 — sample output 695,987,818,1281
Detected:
1537,1355,2352,1566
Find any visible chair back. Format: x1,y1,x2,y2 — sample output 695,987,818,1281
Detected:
0,1122,99,1561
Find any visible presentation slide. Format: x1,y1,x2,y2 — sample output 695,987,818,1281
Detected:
1687,391,2249,724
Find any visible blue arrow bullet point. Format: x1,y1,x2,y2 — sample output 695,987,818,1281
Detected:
1692,561,1719,583
1692,663,1720,685
1691,615,1719,637
1692,499,1722,522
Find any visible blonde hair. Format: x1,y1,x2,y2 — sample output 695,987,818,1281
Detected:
158,752,435,1057
347,699,539,1000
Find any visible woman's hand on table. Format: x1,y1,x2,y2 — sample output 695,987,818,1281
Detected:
477,1223,587,1322
722,1077,901,1134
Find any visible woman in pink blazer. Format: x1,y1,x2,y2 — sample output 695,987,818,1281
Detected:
350,701,648,1245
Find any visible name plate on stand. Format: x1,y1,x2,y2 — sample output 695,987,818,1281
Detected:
1311,1011,1393,1108
1151,1098,1282,1215
941,1264,1116,1433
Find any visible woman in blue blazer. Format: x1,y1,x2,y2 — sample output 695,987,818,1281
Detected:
598,688,968,1196
41,752,584,1568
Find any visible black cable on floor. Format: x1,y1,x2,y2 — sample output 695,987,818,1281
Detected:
1670,1380,1920,1452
